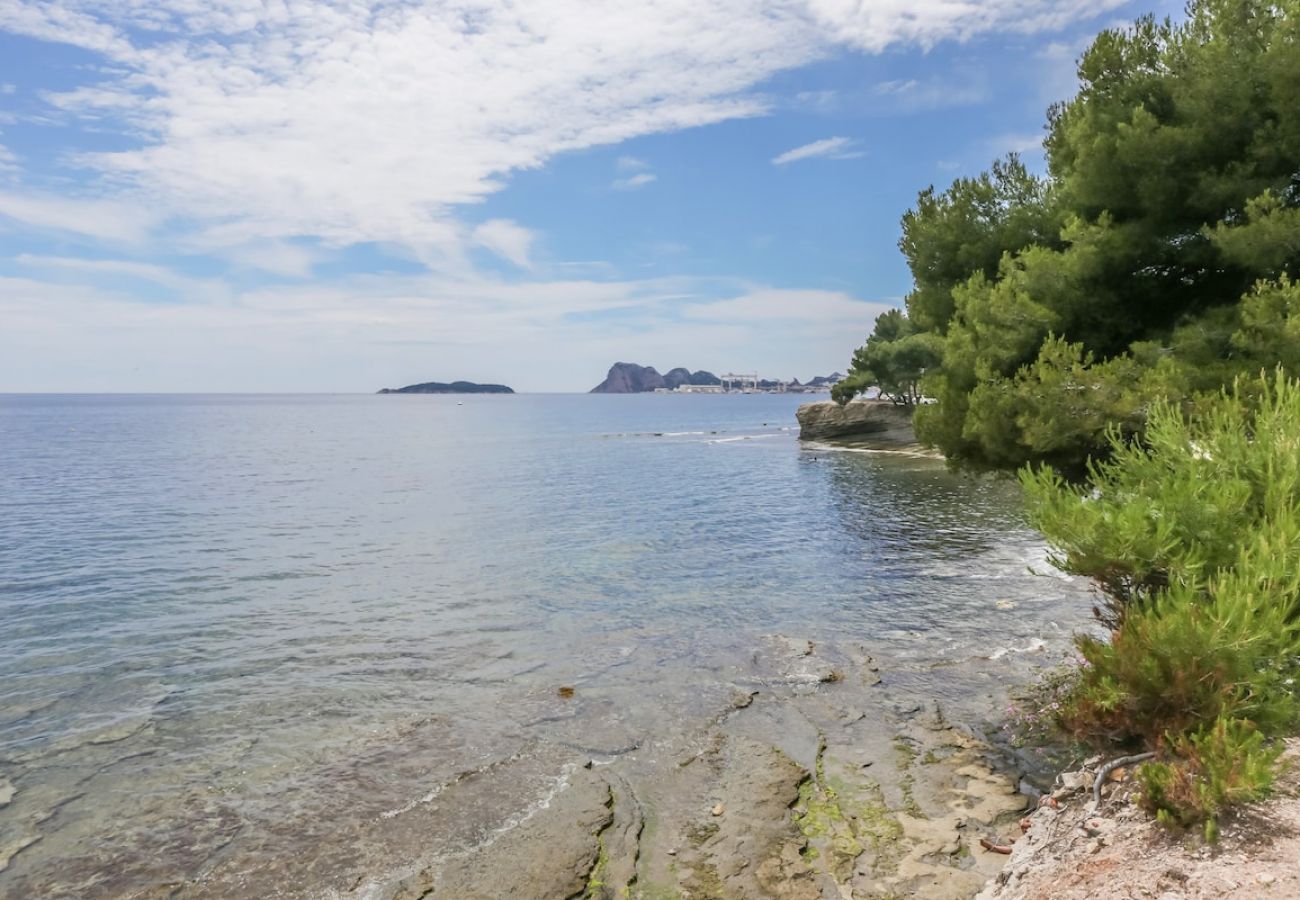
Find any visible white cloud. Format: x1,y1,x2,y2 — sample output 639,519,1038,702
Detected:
0,261,893,391
804,0,1129,52
215,241,326,279
612,172,657,191
991,132,1046,155
15,253,194,286
0,190,158,242
616,155,650,171
874,79,919,96
793,89,840,113
772,136,862,165
473,219,536,269
0,0,1128,255
870,75,988,111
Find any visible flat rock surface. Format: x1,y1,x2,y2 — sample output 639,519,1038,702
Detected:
357,637,1025,899
13,637,1030,899
796,400,925,452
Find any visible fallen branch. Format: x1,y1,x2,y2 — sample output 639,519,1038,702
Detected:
980,837,1014,854
1091,752,1156,811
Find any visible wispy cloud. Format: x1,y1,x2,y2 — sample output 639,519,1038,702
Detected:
0,0,1128,256
990,132,1046,155
772,136,863,166
0,260,895,391
869,75,989,112
612,172,657,191
0,190,158,242
472,219,536,269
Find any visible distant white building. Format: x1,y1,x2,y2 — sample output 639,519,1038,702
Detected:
676,384,723,393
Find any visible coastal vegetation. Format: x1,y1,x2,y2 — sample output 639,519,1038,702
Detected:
836,0,1300,474
1023,372,1300,837
837,0,1300,836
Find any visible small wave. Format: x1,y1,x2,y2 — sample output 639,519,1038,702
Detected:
379,784,445,820
705,433,782,444
986,638,1048,660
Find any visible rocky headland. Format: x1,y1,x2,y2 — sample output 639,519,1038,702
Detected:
590,362,845,393
797,399,926,453
590,363,722,393
378,381,514,394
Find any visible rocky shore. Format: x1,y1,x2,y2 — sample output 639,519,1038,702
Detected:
372,637,1029,900
979,740,1300,900
162,637,1037,898
796,400,928,453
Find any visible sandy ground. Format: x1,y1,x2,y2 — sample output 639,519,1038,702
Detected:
979,740,1300,900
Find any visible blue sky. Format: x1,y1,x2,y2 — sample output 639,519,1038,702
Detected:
0,0,1184,392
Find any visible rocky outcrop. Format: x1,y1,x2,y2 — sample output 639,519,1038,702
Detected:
590,363,721,393
590,362,667,393
806,372,845,387
379,381,514,394
797,399,922,451
663,367,694,390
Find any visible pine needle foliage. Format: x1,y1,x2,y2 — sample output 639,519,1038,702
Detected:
1022,370,1300,832
1138,719,1284,842
837,0,1300,473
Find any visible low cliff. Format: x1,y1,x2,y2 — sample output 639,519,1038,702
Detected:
796,399,923,451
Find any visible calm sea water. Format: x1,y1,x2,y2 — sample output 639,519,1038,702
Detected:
0,393,1090,896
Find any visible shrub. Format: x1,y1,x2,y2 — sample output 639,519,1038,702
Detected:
1021,371,1300,832
1138,717,1284,842
1057,566,1300,746
1021,370,1300,629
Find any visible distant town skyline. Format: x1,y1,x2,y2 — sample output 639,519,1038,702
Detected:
0,0,1184,392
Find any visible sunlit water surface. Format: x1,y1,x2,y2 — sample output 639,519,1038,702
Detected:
0,393,1092,895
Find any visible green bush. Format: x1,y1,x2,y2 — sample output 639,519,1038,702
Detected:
1021,370,1300,628
1059,572,1300,746
1138,717,1284,842
1022,371,1300,832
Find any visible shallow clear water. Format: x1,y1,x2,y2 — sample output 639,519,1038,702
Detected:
0,393,1091,895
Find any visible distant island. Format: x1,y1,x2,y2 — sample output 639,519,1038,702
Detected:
590,362,843,394
378,381,514,394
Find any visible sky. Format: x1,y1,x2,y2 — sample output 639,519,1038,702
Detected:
0,0,1186,393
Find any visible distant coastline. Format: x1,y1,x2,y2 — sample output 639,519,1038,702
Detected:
590,361,844,394
378,381,514,394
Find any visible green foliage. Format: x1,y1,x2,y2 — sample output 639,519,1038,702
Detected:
1022,370,1300,623
1059,572,1300,745
1023,371,1300,831
1138,718,1283,840
839,0,1300,471
899,157,1060,333
831,309,941,405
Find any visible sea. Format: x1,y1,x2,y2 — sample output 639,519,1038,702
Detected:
0,392,1093,896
